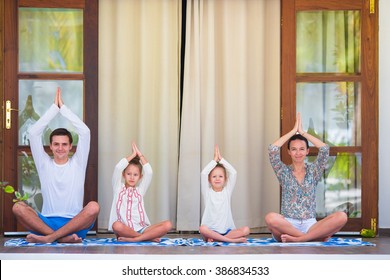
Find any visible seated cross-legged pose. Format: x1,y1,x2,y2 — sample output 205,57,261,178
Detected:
108,142,172,242
199,145,250,243
265,113,347,242
12,88,99,244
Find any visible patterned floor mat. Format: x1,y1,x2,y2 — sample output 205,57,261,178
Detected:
4,237,375,247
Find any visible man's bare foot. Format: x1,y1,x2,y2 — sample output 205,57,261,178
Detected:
26,233,53,244
26,233,82,244
58,234,82,243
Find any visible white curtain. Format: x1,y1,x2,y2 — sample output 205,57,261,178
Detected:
177,0,278,231
98,0,181,230
98,0,281,232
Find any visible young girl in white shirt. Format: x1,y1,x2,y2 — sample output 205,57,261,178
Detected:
199,145,250,243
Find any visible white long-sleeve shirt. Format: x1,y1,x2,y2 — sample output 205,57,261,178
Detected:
108,158,153,232
200,158,237,234
28,104,90,218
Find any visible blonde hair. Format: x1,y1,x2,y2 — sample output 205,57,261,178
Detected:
208,163,227,180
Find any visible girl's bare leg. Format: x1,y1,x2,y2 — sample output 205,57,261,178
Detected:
225,226,250,240
117,220,172,242
199,225,247,243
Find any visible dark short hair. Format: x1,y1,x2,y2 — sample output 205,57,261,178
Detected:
287,134,309,149
50,128,73,144
124,157,143,174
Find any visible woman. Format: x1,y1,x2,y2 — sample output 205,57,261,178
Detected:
265,113,347,242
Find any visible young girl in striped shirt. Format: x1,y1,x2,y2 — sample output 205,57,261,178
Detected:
108,142,171,242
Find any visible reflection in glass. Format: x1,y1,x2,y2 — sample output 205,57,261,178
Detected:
18,152,42,212
296,82,361,147
18,150,76,213
311,153,361,218
19,8,83,73
18,80,84,146
297,10,361,73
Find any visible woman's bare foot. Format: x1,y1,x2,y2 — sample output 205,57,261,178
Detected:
312,236,331,242
323,236,331,242
281,234,300,243
281,234,331,243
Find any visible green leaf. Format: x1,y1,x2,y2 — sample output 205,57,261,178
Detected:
15,191,22,199
21,193,29,201
360,228,376,238
4,185,15,194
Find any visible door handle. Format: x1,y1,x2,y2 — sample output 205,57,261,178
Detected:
5,100,19,129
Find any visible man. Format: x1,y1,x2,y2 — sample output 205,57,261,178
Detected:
12,88,99,243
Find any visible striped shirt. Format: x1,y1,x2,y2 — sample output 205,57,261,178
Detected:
108,158,152,232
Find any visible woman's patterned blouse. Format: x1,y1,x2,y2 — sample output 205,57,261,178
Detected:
268,144,330,220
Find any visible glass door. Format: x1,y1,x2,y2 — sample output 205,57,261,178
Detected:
281,0,378,232
2,0,98,233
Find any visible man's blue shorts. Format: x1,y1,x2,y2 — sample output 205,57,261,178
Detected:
34,212,94,239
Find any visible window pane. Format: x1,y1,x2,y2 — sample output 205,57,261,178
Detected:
312,153,361,218
18,80,84,146
18,152,42,212
296,82,361,147
18,150,75,213
297,11,361,73
19,8,83,73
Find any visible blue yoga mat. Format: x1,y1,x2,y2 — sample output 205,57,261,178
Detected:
4,237,375,247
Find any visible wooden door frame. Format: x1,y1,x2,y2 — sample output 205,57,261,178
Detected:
281,0,378,231
0,0,5,233
1,0,98,233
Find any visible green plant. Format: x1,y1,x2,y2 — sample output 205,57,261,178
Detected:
1,181,29,203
